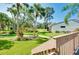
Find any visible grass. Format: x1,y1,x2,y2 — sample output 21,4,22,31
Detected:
38,32,64,37
0,40,40,55
0,34,16,40
0,40,14,50
24,29,65,37
0,29,66,55
0,37,47,55
0,34,16,37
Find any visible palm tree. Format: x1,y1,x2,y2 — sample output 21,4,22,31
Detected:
62,3,79,24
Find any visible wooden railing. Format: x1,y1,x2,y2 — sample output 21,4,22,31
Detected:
32,32,79,55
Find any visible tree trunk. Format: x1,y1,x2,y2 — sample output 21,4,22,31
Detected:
1,23,5,31
16,27,23,40
16,3,24,40
33,17,38,37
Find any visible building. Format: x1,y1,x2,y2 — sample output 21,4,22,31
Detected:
51,19,79,32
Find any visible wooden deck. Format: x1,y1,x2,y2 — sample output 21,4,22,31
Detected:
32,32,79,55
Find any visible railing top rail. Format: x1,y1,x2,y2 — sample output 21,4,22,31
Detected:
32,31,79,55
53,31,79,39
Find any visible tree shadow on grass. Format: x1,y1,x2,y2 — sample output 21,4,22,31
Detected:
0,40,14,50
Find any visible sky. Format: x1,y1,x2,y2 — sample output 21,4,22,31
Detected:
0,3,78,23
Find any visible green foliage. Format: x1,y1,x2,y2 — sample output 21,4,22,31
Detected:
7,3,55,40
55,31,60,33
42,7,54,31
62,3,79,24
0,12,11,31
61,31,68,33
62,5,70,11
55,31,69,33
64,12,71,24
37,23,45,29
0,12,10,22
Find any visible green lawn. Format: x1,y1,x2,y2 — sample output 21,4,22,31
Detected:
0,36,47,55
24,29,65,37
0,40,40,55
0,29,66,55
0,34,16,40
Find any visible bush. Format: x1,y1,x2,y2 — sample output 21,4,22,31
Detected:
62,31,67,33
55,31,60,33
26,28,38,32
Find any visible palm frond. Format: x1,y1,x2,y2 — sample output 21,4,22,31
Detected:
62,3,75,11
64,12,71,24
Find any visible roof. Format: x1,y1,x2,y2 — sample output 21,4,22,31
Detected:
53,19,79,25
32,38,56,54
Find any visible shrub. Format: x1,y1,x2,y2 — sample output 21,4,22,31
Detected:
62,31,67,33
55,31,60,33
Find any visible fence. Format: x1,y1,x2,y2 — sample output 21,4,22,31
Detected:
32,32,79,55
